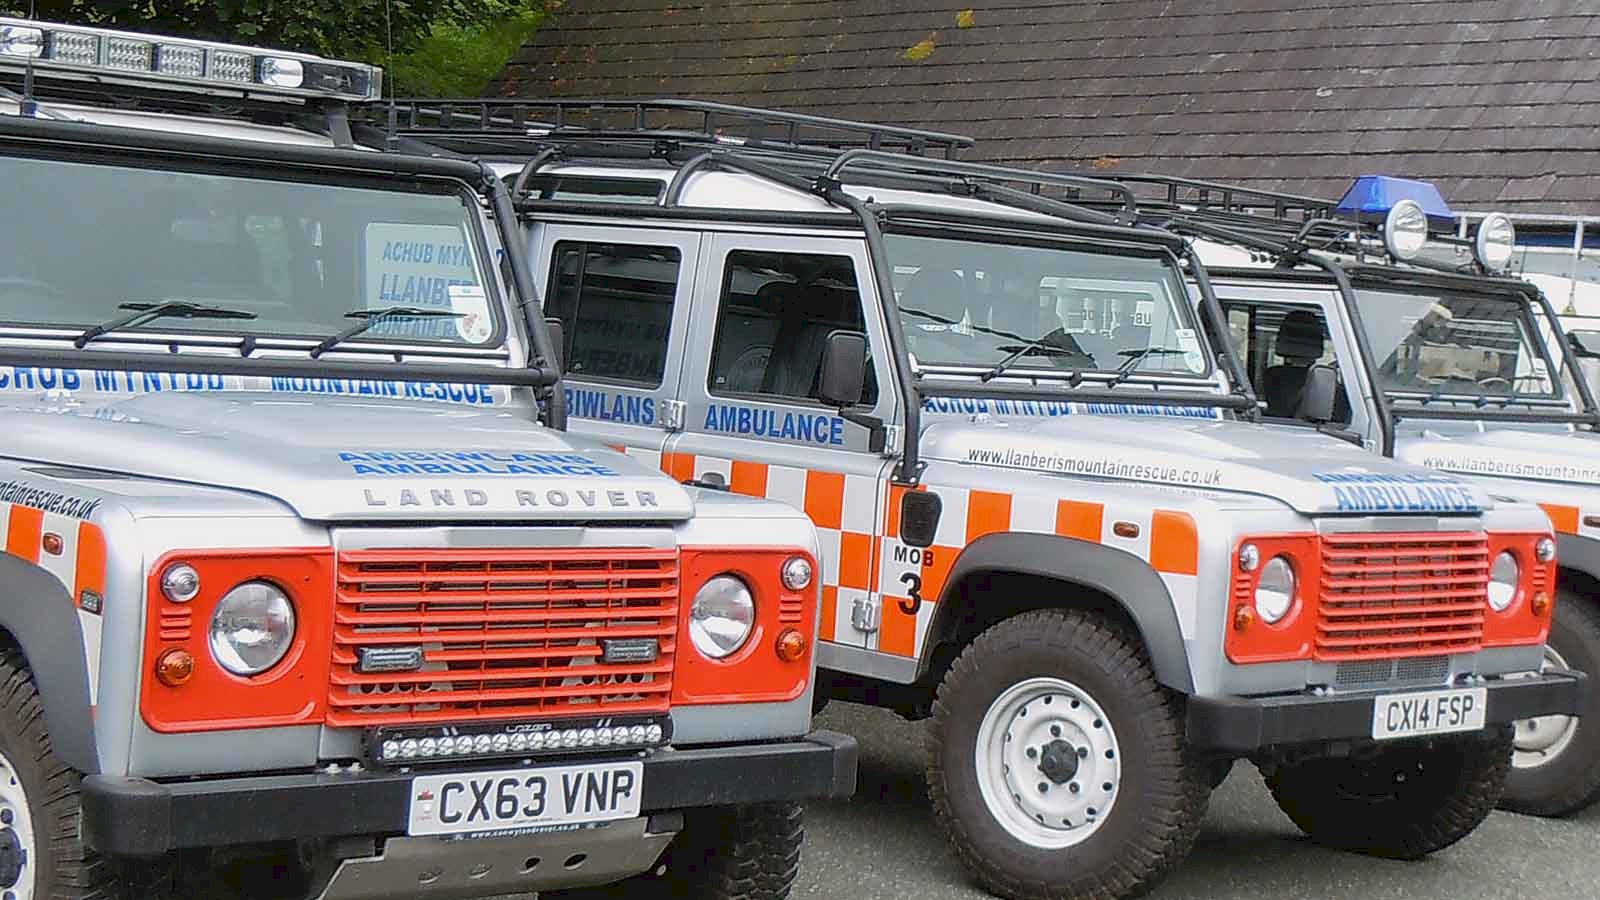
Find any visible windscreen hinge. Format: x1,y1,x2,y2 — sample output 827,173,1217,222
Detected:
659,399,686,432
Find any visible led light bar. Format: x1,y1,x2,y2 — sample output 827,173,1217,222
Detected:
369,716,670,766
0,17,381,102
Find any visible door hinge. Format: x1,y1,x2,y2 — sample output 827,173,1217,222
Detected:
659,399,686,432
850,594,881,634
881,424,903,458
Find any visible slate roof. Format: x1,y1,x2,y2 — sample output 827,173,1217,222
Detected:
493,0,1600,214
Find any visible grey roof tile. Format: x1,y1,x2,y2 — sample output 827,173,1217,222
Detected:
495,0,1600,211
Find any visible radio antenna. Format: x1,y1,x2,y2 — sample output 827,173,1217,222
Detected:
383,0,398,150
19,0,37,117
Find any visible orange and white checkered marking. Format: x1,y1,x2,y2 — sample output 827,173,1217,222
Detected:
629,446,1202,664
1,502,106,703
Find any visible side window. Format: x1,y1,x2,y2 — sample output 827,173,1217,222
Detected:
708,250,878,404
545,242,681,385
1224,301,1351,425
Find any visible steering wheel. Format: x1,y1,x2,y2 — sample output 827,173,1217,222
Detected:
1477,376,1512,390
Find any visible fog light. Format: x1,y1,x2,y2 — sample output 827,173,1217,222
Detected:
775,628,808,662
155,649,195,687
1536,537,1557,563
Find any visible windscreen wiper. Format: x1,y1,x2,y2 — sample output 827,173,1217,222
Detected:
73,301,258,349
1105,347,1185,386
309,306,464,358
981,330,1092,382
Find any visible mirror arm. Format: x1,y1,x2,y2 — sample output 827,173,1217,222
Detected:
837,408,887,453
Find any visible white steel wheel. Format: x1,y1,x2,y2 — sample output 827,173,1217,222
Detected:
0,734,38,900
1513,644,1580,771
974,676,1122,850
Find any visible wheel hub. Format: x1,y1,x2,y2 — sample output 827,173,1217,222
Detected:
1513,645,1580,770
1037,739,1080,785
974,676,1123,850
0,747,33,900
0,828,22,889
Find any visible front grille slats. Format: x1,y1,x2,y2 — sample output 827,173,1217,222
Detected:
1314,532,1488,661
328,547,679,728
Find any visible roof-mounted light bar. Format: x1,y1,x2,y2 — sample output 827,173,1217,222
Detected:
0,17,381,103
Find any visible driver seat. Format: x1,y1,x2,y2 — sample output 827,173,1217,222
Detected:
1264,309,1325,417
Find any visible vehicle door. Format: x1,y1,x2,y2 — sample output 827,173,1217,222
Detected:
666,232,900,655
530,224,701,467
1210,284,1377,444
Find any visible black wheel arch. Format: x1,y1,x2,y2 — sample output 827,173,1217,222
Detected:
916,532,1196,694
0,554,99,774
1557,534,1600,598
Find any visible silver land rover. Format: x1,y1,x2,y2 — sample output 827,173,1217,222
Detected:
0,19,854,900
377,99,1583,900
1142,172,1600,817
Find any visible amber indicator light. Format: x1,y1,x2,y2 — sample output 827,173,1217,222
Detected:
774,628,808,662
156,649,195,687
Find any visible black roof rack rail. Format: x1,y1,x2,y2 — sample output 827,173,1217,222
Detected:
1107,173,1334,221
363,97,974,159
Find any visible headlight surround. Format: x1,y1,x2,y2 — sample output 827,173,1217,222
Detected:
1488,551,1520,612
1383,199,1429,261
689,574,755,659
1254,556,1296,624
209,581,296,676
1474,213,1517,273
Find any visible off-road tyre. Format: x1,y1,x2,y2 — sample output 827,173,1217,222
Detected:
0,648,122,900
1501,589,1600,816
927,609,1210,900
546,802,803,899
1264,725,1513,859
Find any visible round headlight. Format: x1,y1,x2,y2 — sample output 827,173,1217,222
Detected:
689,575,755,659
1383,199,1429,261
781,556,814,591
161,563,201,603
1474,213,1516,273
1488,551,1520,612
209,581,296,676
1254,556,1296,624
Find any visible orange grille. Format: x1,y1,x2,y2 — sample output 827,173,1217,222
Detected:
1315,532,1488,661
328,547,679,727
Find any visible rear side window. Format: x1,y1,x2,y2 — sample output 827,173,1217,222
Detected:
707,250,877,404
545,242,680,385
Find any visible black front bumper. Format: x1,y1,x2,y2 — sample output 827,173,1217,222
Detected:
1187,670,1586,754
83,730,858,858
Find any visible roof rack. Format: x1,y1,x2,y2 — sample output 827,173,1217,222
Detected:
365,97,974,159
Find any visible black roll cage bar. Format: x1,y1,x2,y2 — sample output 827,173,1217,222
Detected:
370,99,1263,485
0,105,571,428
1114,173,1600,450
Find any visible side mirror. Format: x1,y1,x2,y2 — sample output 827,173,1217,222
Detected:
543,317,566,373
900,490,943,549
818,330,868,408
1569,331,1600,360
1297,364,1338,423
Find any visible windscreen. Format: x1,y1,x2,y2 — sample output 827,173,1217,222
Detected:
0,154,499,345
1353,287,1558,399
884,233,1210,378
